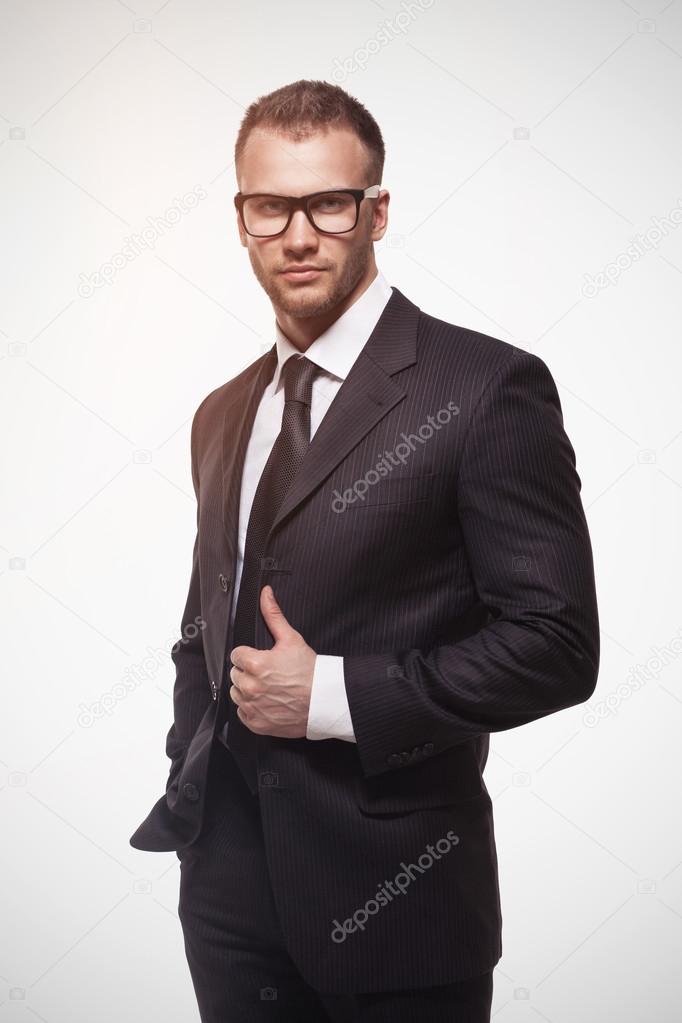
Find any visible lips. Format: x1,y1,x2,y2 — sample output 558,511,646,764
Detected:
280,268,324,281
281,267,324,273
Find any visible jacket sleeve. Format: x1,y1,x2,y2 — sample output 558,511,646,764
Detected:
343,349,600,779
164,404,212,762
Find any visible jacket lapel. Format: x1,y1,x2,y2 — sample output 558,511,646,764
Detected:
221,345,277,553
221,284,419,554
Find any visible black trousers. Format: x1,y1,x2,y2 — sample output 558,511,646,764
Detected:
177,738,494,1022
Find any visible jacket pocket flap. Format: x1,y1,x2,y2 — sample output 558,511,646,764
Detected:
356,744,483,815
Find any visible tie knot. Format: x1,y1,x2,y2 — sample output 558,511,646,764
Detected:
283,355,320,406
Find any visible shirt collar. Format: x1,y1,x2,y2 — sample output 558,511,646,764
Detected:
271,271,393,393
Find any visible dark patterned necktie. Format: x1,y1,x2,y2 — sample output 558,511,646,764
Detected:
224,354,322,758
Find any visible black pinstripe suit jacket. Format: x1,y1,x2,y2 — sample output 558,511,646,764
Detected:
129,284,599,992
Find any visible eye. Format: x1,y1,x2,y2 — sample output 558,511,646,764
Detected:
254,198,287,215
310,193,353,214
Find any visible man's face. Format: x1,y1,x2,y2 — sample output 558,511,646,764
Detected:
236,126,388,320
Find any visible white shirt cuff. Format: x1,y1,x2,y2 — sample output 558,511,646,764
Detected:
306,654,356,742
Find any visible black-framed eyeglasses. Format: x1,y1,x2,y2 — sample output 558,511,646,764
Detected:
234,185,381,238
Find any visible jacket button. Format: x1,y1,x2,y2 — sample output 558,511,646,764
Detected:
182,782,200,802
260,556,276,570
218,573,230,591
387,754,402,768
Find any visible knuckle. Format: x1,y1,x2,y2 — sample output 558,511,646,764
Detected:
248,653,262,675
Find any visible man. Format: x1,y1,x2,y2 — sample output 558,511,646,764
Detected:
130,79,599,1023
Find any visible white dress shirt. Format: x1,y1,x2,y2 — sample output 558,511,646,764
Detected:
229,270,394,743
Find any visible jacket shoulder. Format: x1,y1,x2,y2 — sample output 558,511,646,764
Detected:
190,348,274,444
416,307,542,386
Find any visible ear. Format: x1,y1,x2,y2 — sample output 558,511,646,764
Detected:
371,188,390,241
237,213,248,248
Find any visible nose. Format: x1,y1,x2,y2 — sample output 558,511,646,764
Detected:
281,207,319,251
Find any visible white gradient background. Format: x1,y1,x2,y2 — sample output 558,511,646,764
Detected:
1,0,681,1020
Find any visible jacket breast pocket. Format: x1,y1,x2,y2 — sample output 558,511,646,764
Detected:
355,743,484,817
341,471,439,511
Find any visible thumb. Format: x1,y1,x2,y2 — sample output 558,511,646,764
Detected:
260,585,294,643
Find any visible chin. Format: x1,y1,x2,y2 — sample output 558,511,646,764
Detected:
273,278,334,315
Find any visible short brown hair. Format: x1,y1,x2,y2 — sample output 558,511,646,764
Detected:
234,79,385,187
